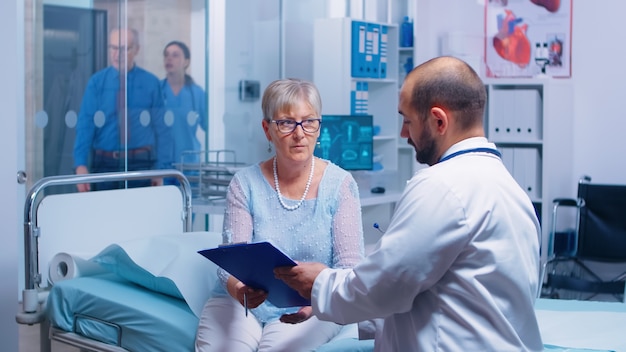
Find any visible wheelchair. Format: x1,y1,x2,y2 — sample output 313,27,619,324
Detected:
540,176,626,302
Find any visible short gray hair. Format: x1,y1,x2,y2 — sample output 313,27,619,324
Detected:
110,27,140,48
261,78,322,121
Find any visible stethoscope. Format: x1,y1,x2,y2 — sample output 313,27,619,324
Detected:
438,147,502,163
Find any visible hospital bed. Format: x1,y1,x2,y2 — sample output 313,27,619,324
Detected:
318,298,626,352
15,170,357,351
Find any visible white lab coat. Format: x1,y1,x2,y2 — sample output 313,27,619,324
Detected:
312,138,544,351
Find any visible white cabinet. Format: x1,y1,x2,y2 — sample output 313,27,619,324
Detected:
313,18,403,195
485,79,574,258
314,17,408,253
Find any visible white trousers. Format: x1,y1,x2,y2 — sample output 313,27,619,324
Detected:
195,296,343,352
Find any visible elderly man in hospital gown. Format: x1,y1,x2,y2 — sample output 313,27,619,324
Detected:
276,56,544,351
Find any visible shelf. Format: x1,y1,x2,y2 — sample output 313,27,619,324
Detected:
359,190,402,207
484,77,549,86
492,140,543,147
351,77,396,84
192,191,402,214
314,17,400,172
192,198,227,215
398,46,414,52
485,79,574,264
373,135,396,141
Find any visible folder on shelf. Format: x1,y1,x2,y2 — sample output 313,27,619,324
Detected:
513,148,541,200
379,25,388,78
366,22,380,78
515,89,542,142
360,82,369,114
350,81,358,114
351,81,369,115
490,89,515,141
491,88,542,142
197,241,311,308
351,21,368,78
499,147,515,176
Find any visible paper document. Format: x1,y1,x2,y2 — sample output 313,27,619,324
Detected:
198,241,311,308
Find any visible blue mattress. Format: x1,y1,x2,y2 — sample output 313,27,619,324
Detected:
47,273,198,352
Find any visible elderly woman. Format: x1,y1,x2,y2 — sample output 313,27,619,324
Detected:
195,78,365,352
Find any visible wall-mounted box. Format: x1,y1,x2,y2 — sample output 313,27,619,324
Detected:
239,80,260,102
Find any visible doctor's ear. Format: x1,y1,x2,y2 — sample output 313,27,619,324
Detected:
430,107,449,133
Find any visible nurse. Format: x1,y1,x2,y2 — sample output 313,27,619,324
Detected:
162,41,207,170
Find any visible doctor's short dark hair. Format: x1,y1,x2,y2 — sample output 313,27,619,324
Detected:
410,57,486,129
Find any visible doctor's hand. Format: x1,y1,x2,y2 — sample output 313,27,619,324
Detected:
227,276,267,309
279,306,313,324
274,262,328,300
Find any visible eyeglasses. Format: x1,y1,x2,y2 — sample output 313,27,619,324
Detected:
271,118,322,134
109,45,134,52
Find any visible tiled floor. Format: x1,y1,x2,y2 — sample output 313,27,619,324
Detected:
18,320,78,352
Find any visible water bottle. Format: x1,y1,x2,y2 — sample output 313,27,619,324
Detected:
400,16,413,47
403,57,413,76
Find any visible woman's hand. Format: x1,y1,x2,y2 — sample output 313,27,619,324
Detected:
279,306,313,324
227,276,267,309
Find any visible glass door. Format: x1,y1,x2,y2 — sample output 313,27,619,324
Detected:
14,1,209,342
24,0,209,194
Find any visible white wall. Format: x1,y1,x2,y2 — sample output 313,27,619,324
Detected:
220,0,280,166
283,0,327,81
413,0,626,193
1,0,22,349
571,1,626,185
413,0,484,71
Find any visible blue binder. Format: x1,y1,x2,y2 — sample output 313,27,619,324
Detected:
198,241,311,308
367,23,380,78
379,25,388,78
360,82,369,114
351,21,368,78
351,81,369,115
350,81,358,115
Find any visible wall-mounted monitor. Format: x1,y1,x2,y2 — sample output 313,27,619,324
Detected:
314,114,373,170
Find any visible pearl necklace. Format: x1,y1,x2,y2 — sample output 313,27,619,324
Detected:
273,156,315,211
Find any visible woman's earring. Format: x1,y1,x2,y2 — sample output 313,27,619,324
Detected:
267,142,273,153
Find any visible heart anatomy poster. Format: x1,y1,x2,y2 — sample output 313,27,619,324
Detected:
485,0,572,78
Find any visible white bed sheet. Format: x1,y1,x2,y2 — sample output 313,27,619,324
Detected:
535,298,626,351
36,185,185,288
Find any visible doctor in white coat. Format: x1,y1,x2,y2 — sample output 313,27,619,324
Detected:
276,56,544,352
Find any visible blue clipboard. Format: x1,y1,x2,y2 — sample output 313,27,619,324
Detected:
198,241,311,308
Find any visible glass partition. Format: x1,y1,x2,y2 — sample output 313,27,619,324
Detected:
25,0,208,193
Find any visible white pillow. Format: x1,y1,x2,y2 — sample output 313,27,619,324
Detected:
92,231,222,318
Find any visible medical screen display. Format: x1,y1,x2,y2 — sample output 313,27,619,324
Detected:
315,115,373,170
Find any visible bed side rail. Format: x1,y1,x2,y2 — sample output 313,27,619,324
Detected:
50,327,128,352
19,169,191,317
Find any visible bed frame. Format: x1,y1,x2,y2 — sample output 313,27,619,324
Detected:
16,169,192,352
